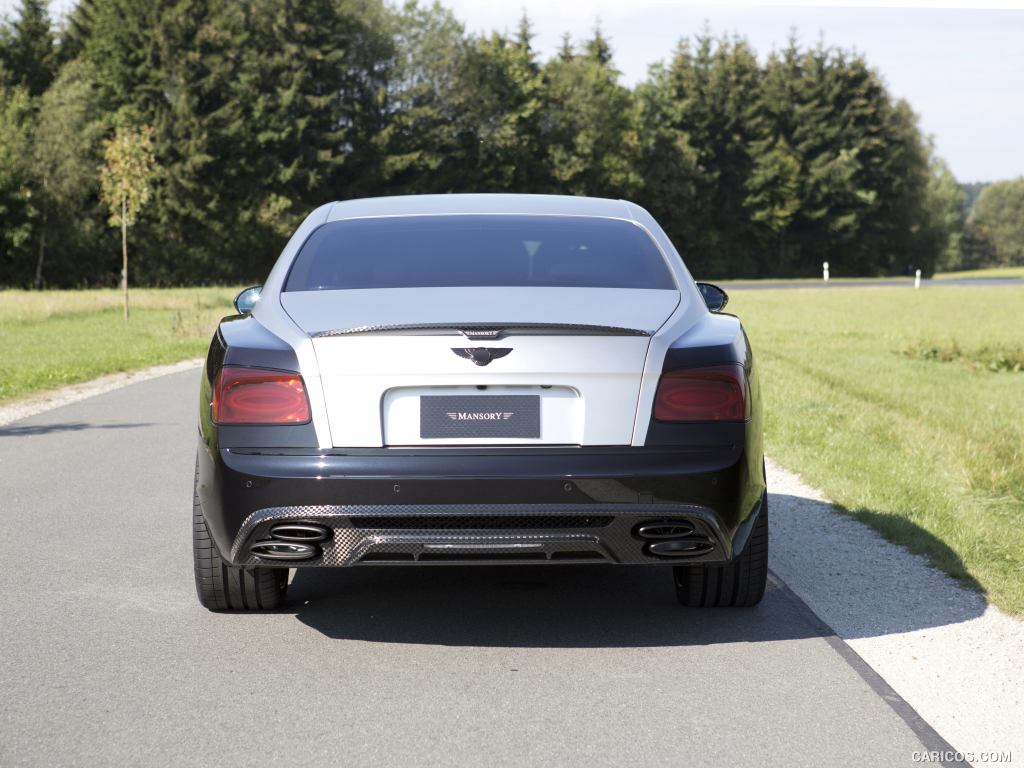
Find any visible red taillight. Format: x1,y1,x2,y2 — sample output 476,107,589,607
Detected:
212,367,311,425
653,365,749,422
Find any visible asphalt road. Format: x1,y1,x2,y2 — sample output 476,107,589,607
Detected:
0,370,954,767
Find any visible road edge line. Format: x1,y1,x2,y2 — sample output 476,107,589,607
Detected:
768,571,969,768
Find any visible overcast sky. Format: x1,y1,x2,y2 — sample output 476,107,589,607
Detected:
5,0,1022,182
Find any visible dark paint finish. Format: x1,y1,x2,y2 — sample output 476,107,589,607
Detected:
695,282,729,312
199,315,317,449
645,312,764,533
195,442,762,565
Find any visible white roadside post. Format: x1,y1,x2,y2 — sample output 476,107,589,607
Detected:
823,261,830,282
915,269,921,289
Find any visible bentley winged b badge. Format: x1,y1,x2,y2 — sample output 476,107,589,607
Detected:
451,347,513,366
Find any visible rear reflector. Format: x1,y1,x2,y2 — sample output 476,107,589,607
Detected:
212,367,311,425
654,364,748,422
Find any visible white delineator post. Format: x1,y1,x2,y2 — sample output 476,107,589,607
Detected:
823,261,830,282
915,269,921,289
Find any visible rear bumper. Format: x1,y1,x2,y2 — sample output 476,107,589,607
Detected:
196,442,765,567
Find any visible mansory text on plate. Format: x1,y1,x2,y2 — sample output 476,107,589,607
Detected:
194,194,766,611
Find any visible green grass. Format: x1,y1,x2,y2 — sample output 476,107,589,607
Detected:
728,285,1024,614
716,276,912,286
934,266,1024,280
0,287,239,403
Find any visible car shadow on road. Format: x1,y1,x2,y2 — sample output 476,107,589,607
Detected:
0,421,152,437
288,564,828,647
768,492,988,640
288,491,988,647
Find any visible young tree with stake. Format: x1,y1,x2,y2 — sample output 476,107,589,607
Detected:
99,124,157,321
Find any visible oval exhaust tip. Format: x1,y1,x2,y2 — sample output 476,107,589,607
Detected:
269,523,329,543
646,539,715,558
634,521,696,540
251,540,318,561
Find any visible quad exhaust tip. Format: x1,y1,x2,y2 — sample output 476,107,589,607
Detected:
634,521,696,540
269,523,330,543
250,541,318,561
634,519,713,559
646,539,715,558
251,522,330,560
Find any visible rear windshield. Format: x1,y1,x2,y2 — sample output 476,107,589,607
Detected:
284,215,676,291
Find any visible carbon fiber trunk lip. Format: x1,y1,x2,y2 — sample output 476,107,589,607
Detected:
312,322,651,338
229,503,728,567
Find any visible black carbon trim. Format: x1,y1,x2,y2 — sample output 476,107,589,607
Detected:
313,322,650,338
228,502,727,566
351,514,614,529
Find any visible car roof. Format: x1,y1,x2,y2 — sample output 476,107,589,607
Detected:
324,194,635,221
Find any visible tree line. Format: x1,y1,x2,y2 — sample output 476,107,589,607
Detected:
0,0,1011,288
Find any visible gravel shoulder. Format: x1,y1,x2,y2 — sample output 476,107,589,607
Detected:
767,457,1024,760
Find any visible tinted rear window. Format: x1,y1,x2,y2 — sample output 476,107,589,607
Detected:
284,215,676,291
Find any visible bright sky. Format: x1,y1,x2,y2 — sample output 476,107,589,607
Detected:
444,1,1024,183
6,0,1023,182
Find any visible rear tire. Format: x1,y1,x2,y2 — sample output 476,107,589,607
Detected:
674,492,768,608
193,459,287,611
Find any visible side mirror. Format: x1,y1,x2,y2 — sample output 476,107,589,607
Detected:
234,286,262,314
696,282,729,313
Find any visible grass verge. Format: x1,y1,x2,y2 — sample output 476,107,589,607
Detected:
0,287,238,403
934,266,1024,280
728,285,1024,615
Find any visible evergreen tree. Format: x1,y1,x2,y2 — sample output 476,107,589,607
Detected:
540,28,639,198
0,8,968,286
0,0,56,96
374,1,466,193
634,34,764,277
0,83,37,285
452,27,545,191
32,58,105,287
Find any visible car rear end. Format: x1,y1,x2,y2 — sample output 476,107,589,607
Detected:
194,195,766,610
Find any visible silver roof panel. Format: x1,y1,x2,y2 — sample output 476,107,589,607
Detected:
324,194,634,221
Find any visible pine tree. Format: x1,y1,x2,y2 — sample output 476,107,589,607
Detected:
32,59,105,287
452,28,545,191
374,1,466,193
0,83,37,285
540,29,639,198
634,34,764,277
0,0,56,96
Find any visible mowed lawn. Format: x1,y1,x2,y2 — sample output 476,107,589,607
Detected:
0,288,238,403
935,265,1024,280
728,285,1024,614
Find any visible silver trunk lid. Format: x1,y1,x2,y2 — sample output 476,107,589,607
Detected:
282,287,680,447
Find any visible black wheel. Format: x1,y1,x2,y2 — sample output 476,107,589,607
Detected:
674,492,768,608
193,459,287,611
